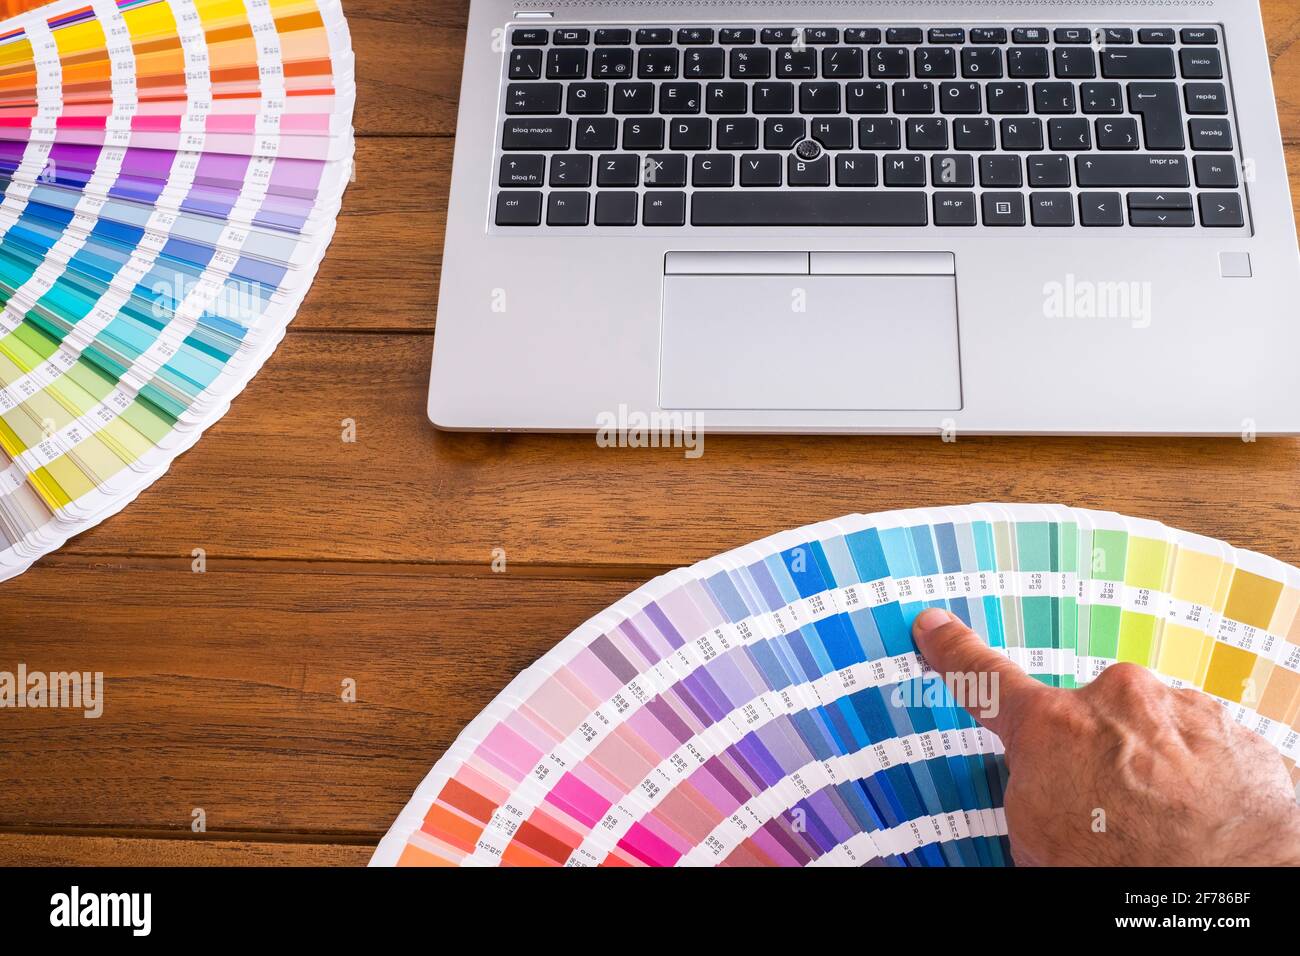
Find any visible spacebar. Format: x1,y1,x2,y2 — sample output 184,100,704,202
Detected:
691,191,929,226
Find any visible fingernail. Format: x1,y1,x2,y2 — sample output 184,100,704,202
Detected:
914,608,953,633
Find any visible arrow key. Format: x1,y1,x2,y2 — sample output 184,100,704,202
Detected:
1199,193,1245,228
1128,191,1192,210
1130,208,1195,227
1079,192,1123,226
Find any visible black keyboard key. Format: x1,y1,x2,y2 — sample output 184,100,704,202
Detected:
811,117,853,149
929,28,966,44
730,47,772,78
567,83,609,114
716,116,758,148
1181,28,1219,45
777,48,818,77
987,82,1030,114
1079,192,1123,226
761,27,799,44
836,153,879,186
980,155,1023,187
931,153,974,187
509,49,543,80
858,117,901,149
506,83,563,115
915,47,958,79
593,49,634,78
574,117,617,149
595,191,637,225
1034,82,1076,114
804,27,840,44
940,82,982,114
1008,48,1050,78
1012,28,1049,44
894,81,936,114
1081,82,1124,114
1055,47,1096,78
678,27,714,44
887,28,924,44
644,192,687,226
800,82,842,114
1185,83,1228,115
1031,192,1075,226
660,82,702,114
693,153,735,186
1101,28,1134,45
597,154,640,186
753,82,795,114
846,82,889,114
1076,154,1189,187
934,192,977,225
553,28,589,45
499,155,545,187
1129,83,1184,149
870,48,910,78
1128,192,1192,210
549,154,592,187
1000,117,1044,150
740,153,782,185
1054,28,1091,44
495,191,542,226
612,83,654,114
788,153,831,186
1102,48,1175,78
1195,155,1238,188
644,153,687,186
1138,28,1176,44
1049,117,1092,150
952,117,995,150
907,117,948,149
845,28,882,44
637,28,672,45
511,29,547,46
1130,208,1194,227
764,117,806,149
822,47,864,78
962,47,1003,78
1181,48,1223,80
1096,117,1139,150
1199,193,1244,227
639,47,681,77
719,28,756,45
1028,154,1071,186
594,29,631,45
982,192,1026,226
684,48,726,78
706,82,749,114
547,48,588,79
669,117,712,150
970,28,1007,44
691,190,929,225
1189,118,1234,151
884,153,927,186
503,118,571,150
639,48,680,78
622,117,664,149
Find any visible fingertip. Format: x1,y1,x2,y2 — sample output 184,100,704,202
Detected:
913,607,954,636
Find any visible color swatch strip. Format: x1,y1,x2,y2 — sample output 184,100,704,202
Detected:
0,0,354,580
372,505,1300,867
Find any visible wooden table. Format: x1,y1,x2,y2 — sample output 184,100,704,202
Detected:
2,0,1299,866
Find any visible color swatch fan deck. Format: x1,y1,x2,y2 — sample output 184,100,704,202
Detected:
374,505,1300,867
0,0,355,580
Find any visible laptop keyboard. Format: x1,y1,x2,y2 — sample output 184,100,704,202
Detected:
495,24,1245,230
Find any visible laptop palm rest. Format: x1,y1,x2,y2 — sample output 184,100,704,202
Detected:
659,252,962,411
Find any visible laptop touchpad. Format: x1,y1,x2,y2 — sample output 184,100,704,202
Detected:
660,261,961,411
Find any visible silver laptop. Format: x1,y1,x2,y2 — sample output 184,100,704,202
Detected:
429,1,1300,435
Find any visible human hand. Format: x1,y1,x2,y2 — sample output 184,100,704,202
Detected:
912,608,1300,866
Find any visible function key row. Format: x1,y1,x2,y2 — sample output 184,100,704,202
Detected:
511,26,1220,47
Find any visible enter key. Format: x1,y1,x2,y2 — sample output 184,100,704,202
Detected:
1128,82,1185,150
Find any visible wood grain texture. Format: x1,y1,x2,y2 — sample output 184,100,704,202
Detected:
2,0,1300,867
